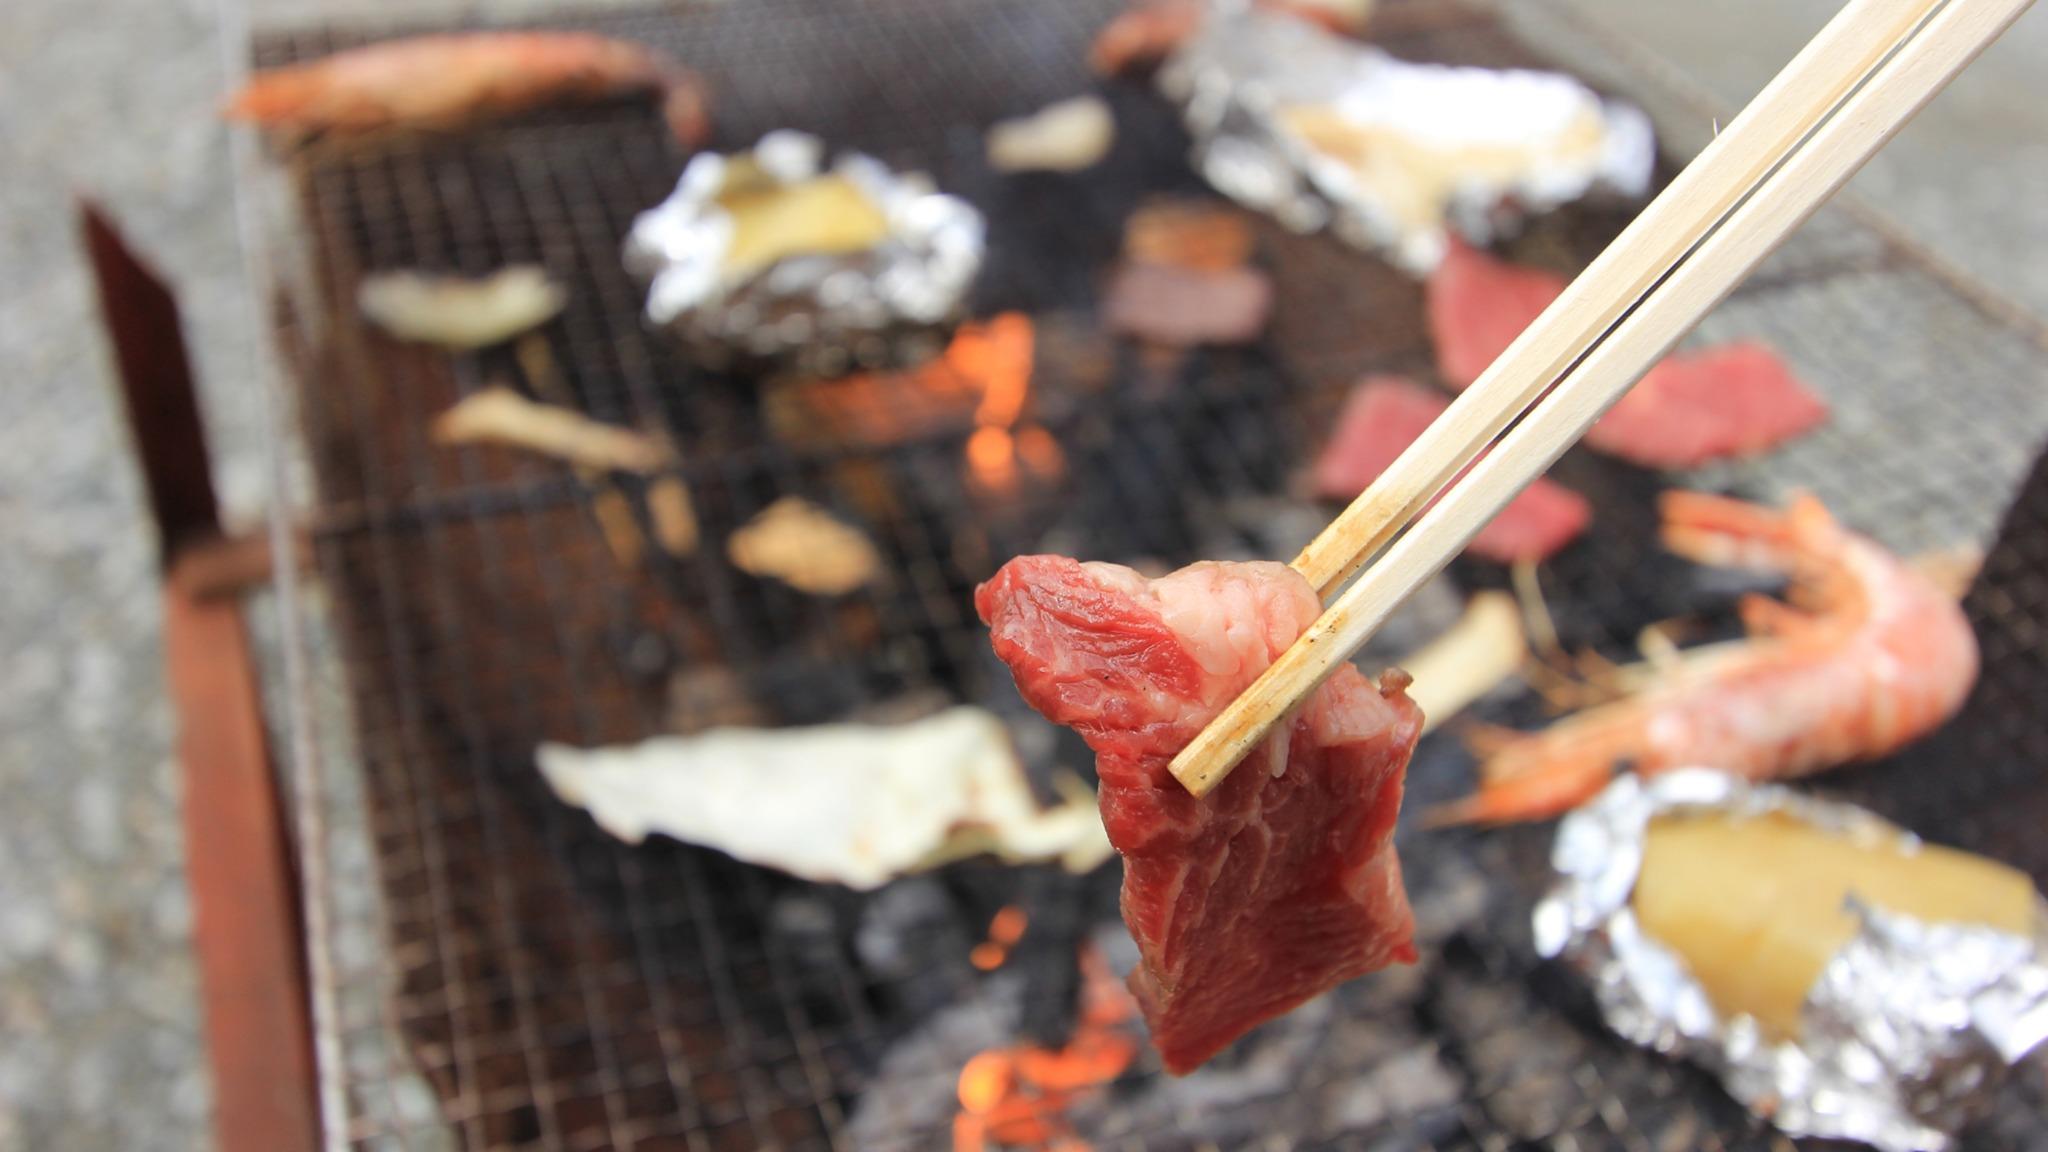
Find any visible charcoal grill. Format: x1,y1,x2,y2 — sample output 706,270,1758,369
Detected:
229,0,2048,1147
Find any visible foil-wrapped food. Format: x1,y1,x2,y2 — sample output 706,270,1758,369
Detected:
1536,770,2048,1151
1156,6,1654,272
624,130,985,373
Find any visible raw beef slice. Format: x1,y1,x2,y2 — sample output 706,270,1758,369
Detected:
1426,237,1561,391
1425,240,1828,468
1105,261,1274,346
1313,375,1591,563
977,556,1422,1072
1584,342,1831,468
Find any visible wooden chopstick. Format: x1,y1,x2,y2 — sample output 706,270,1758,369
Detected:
1171,0,2033,797
1290,0,1943,600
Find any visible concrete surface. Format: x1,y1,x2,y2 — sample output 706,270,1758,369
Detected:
1565,0,2048,320
0,0,2040,1149
0,1,254,1148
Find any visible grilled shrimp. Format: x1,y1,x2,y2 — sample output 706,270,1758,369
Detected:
1430,491,1979,826
1089,0,1207,77
224,32,712,149
1089,0,1364,77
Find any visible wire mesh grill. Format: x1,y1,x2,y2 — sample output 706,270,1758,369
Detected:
256,0,2048,1147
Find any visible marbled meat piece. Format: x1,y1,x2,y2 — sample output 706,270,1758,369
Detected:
1425,240,1827,468
1105,261,1273,346
1123,199,1256,272
1313,376,1590,563
977,556,1421,1072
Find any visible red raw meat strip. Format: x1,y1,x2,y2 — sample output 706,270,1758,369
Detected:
1312,375,1592,563
1425,240,1828,468
1585,343,1831,468
977,556,1421,1073
1426,238,1562,391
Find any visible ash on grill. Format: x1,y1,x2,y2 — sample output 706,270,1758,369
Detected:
848,847,1498,1149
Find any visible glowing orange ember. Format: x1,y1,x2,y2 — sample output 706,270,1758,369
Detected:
1012,1032,1140,1092
971,905,1031,971
989,906,1029,947
1014,425,1066,480
951,945,1137,1151
953,1112,987,1152
958,1051,1014,1114
1074,947,1135,1027
967,426,1021,495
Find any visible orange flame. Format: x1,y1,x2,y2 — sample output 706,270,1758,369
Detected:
813,312,1058,496
948,312,1064,497
963,313,1035,428
788,314,1032,449
815,311,1064,496
951,945,1137,1151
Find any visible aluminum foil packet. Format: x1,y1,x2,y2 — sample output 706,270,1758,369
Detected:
1535,770,2048,1151
624,130,985,373
1158,4,1654,273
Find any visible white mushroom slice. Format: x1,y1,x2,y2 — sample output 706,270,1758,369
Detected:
431,387,668,474
1395,591,1527,734
727,496,881,595
536,706,1112,889
986,96,1117,174
357,266,567,349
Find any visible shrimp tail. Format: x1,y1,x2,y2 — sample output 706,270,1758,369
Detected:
1422,757,1617,828
1428,704,1649,826
659,70,713,151
1658,489,1834,573
222,69,320,124
1473,700,1646,784
1089,0,1205,77
1736,592,1828,641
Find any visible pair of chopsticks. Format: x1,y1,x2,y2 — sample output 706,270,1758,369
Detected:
1169,0,2034,797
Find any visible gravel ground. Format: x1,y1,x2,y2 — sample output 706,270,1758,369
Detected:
0,0,259,1147
0,0,2041,1149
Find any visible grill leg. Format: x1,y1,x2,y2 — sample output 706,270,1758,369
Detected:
82,200,322,1152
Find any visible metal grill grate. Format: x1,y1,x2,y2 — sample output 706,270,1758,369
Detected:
256,0,2048,1148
